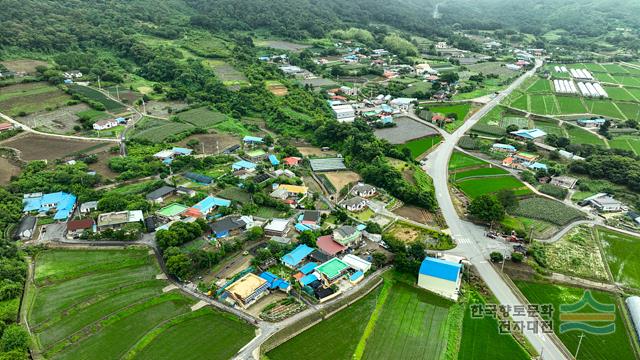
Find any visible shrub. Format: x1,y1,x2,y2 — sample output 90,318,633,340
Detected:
538,184,568,200
490,251,504,263
511,252,524,263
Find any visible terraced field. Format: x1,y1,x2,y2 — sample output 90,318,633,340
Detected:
176,107,227,128
0,82,71,117
131,117,195,142
24,249,254,360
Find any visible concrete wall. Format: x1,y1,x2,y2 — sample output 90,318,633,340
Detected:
417,274,459,301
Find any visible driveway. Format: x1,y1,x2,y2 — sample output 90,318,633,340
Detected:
39,223,67,242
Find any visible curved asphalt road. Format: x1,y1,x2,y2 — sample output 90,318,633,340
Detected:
424,60,569,360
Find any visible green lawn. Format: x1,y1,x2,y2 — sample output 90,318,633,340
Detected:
26,249,254,359
455,176,532,199
451,166,508,180
398,135,441,159
515,281,636,360
458,292,530,360
266,286,382,360
361,282,452,360
598,227,640,289
448,151,487,170
564,124,607,146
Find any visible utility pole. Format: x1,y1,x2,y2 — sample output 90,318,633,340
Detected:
115,85,120,101
97,77,101,90
201,143,205,156
575,333,586,359
141,98,147,115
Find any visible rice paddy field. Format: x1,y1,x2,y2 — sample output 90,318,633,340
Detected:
24,249,254,360
609,135,640,154
563,124,607,146
397,135,442,159
455,176,532,199
268,279,457,360
448,151,487,170
515,281,636,360
457,292,530,360
598,227,640,290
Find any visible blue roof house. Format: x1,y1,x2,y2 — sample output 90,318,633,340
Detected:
243,136,264,144
527,162,548,171
171,147,193,156
417,257,463,301
492,143,516,152
268,154,280,166
281,244,314,269
193,196,231,215
232,160,257,171
259,271,291,292
510,128,547,140
23,192,76,220
298,262,318,275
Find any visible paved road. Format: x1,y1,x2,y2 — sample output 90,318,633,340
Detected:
424,60,570,360
0,112,119,143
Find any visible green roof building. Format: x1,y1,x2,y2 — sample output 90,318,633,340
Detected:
156,203,188,219
315,257,349,285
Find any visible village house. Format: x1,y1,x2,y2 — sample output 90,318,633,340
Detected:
97,210,144,231
153,147,193,165
418,257,463,301
581,193,624,212
184,172,213,185
342,254,372,273
63,70,83,79
224,273,270,309
281,244,315,269
66,218,95,239
210,216,248,238
510,128,547,141
22,192,76,221
243,135,264,145
264,218,290,237
341,196,368,212
80,201,98,214
13,216,36,241
331,104,355,123
550,176,578,189
232,160,257,172
577,118,606,128
333,225,362,247
246,149,267,162
0,123,14,132
315,257,350,287
176,186,196,198
491,143,516,153
93,119,118,131
316,235,347,256
145,186,176,204
282,157,302,167
351,183,376,198
299,210,321,227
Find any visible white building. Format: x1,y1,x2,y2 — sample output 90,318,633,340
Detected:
417,257,463,301
342,254,372,273
93,119,118,131
264,218,290,236
341,196,367,212
331,104,355,123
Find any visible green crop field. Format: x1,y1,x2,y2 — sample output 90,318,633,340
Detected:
529,94,559,115
526,78,552,93
25,249,253,359
511,197,585,226
452,166,508,180
0,82,71,116
598,227,640,289
595,72,617,83
509,93,529,110
615,102,640,120
398,135,441,159
177,107,227,128
584,99,625,119
601,63,630,74
131,117,195,142
68,84,125,113
611,75,640,87
580,63,607,72
515,281,636,360
564,124,607,146
609,135,640,154
266,286,382,360
458,292,530,360
556,96,587,114
424,103,472,133
604,87,636,102
448,151,487,170
212,118,252,136
455,176,532,199
533,120,565,137
361,282,452,360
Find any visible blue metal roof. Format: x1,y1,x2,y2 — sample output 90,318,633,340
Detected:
232,160,257,170
350,271,364,281
492,143,516,151
243,136,263,143
295,223,311,232
172,147,193,155
193,196,231,212
419,257,462,282
527,162,548,171
23,192,76,220
268,154,280,166
298,262,318,275
281,244,314,267
510,128,547,139
300,274,319,286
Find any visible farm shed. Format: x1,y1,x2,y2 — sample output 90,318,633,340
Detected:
418,257,463,301
185,172,213,185
342,254,372,273
626,296,640,342
225,273,269,309
281,244,314,268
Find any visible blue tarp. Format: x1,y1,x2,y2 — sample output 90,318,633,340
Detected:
349,271,364,282
298,262,318,275
268,154,280,166
419,257,462,282
300,274,319,286
172,147,193,155
281,244,314,268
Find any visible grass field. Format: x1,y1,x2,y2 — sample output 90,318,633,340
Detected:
131,117,195,142
598,227,640,289
533,119,565,137
67,84,125,113
455,175,532,199
425,103,472,133
448,151,487,170
515,281,636,360
397,135,441,159
26,249,254,359
451,166,508,180
177,107,227,128
266,286,382,360
526,78,552,93
458,291,530,360
556,96,587,114
616,101,640,120
212,118,252,136
609,135,640,154
540,225,608,280
564,124,607,146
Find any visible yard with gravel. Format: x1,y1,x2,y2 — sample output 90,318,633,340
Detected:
374,116,438,144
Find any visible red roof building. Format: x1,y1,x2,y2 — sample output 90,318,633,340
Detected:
183,208,203,218
67,218,95,231
331,95,347,101
316,235,347,256
0,123,13,132
283,157,302,166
